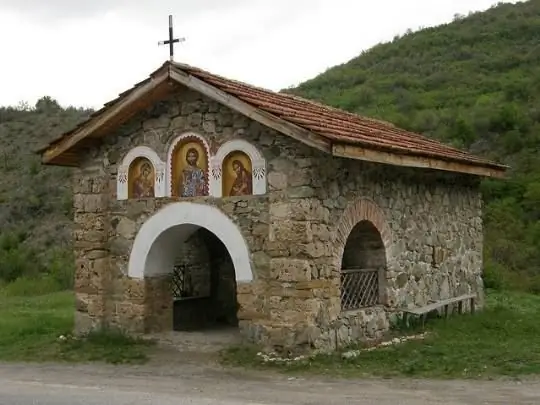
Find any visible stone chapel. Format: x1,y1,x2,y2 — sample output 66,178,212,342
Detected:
38,61,507,352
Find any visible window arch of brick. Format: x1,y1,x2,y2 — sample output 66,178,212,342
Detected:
334,198,392,311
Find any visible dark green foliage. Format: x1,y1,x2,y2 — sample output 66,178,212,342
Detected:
286,0,540,290
0,97,91,285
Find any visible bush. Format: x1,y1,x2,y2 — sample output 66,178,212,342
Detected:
0,232,43,282
0,276,63,297
0,230,74,290
482,259,507,290
44,248,75,290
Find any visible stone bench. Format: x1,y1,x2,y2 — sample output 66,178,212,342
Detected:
401,293,476,328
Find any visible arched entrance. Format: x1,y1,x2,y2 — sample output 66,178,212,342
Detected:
128,202,253,333
335,198,392,311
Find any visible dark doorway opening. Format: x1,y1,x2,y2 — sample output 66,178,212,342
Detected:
171,228,238,331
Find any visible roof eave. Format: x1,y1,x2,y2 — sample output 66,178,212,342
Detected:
40,64,172,165
332,143,507,179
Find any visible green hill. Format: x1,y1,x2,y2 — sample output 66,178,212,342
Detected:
0,0,538,292
286,0,540,291
0,98,91,286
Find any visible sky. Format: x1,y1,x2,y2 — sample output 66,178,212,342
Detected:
0,0,524,109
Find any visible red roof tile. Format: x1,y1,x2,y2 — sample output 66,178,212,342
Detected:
40,61,506,174
174,62,504,170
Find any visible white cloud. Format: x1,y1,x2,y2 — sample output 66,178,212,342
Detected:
0,0,524,109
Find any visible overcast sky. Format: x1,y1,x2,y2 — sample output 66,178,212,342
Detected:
0,0,523,109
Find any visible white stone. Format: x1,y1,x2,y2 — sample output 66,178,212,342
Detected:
127,202,254,282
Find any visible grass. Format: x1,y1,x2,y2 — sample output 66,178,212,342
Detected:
0,279,154,364
221,290,540,379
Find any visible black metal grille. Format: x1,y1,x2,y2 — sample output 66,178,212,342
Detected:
340,268,379,311
171,264,194,299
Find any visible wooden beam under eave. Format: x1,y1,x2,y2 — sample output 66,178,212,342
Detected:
168,68,331,153
42,69,171,164
332,144,507,179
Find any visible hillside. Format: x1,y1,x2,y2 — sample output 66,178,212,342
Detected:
286,0,540,290
0,0,539,291
0,98,91,285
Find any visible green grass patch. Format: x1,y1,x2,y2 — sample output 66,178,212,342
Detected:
0,282,153,364
222,290,540,379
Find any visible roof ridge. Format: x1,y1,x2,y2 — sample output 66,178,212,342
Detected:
172,61,398,129
171,61,280,94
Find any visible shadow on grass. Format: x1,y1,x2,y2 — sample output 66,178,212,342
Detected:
221,290,540,379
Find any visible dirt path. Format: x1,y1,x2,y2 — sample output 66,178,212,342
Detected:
0,356,539,405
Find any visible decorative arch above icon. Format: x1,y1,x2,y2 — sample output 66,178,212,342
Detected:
210,139,266,197
166,132,211,197
117,146,166,200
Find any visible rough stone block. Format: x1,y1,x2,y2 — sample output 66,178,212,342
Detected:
270,220,313,243
269,258,312,282
267,172,288,190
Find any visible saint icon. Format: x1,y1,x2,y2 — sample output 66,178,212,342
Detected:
229,159,252,196
131,160,155,198
179,147,206,197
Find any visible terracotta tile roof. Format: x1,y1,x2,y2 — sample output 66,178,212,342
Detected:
40,61,506,174
172,62,505,170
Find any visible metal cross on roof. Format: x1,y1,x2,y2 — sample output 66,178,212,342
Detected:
158,15,185,61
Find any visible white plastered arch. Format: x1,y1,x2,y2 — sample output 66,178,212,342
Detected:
210,139,267,197
127,202,254,282
166,132,211,197
117,145,166,200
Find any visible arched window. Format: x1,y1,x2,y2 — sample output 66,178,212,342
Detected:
335,198,392,311
340,220,386,310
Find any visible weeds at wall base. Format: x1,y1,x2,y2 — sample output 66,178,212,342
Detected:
221,290,540,379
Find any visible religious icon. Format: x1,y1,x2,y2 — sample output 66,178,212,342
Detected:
230,160,253,196
171,138,209,197
222,151,253,197
129,158,155,198
179,147,206,197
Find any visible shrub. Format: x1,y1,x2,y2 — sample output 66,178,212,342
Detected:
44,248,75,290
0,232,43,282
482,259,507,291
1,275,63,297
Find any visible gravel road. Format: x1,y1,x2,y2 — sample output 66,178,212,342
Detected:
0,362,538,405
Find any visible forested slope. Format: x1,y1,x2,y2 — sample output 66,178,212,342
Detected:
287,0,540,290
0,98,91,286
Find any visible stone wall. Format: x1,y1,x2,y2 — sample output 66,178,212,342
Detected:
263,152,484,351
72,159,111,333
72,85,484,353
